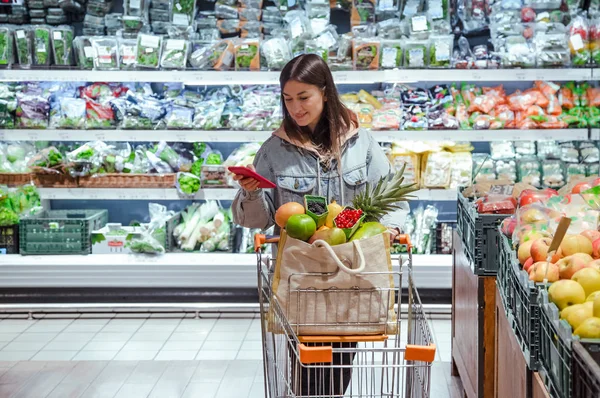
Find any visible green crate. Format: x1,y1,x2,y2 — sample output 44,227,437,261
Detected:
19,209,108,255
0,224,19,254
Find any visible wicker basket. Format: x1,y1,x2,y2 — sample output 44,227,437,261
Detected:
78,174,177,188
32,173,78,188
0,173,33,186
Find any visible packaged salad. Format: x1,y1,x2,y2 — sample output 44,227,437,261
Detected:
404,40,429,68
52,97,86,129
352,39,380,70
74,36,94,69
380,40,402,69
234,39,260,71
91,37,119,70
262,37,292,70
160,39,189,69
165,104,194,129
0,27,13,67
429,35,452,68
32,26,51,66
136,34,163,69
51,26,74,66
118,39,137,70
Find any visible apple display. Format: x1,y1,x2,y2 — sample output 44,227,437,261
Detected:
529,262,559,283
548,279,586,310
557,254,593,280
572,268,600,297
560,234,593,257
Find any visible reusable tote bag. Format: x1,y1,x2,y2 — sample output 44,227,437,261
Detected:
271,230,397,336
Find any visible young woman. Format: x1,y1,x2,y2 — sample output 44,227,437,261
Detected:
230,54,409,396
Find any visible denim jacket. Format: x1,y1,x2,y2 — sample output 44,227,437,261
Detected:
232,127,409,231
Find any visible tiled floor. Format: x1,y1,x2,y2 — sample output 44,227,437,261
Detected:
0,314,457,397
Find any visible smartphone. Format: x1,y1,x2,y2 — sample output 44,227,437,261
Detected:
228,166,276,189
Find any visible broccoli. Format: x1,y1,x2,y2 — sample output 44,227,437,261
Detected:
178,174,200,195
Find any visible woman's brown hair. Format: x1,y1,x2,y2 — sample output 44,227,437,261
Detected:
279,54,356,163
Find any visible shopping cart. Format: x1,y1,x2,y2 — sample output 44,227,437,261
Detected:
254,234,437,398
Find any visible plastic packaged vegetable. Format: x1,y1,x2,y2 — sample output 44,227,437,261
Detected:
136,34,162,69
262,37,292,70
172,0,195,26
51,26,74,66
234,39,260,71
160,39,188,69
91,37,119,70
352,39,380,70
380,40,402,69
0,27,13,67
429,35,452,68
404,40,428,68
16,92,50,129
568,14,590,67
52,97,86,129
165,104,194,129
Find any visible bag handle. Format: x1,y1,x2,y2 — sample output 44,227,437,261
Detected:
304,240,366,275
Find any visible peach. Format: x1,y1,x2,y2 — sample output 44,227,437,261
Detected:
531,238,553,263
561,234,594,257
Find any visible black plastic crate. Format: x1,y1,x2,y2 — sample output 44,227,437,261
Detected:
19,209,108,255
572,341,600,398
539,289,573,398
457,191,510,275
0,224,19,254
498,230,541,370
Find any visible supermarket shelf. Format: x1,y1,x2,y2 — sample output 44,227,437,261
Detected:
0,253,452,289
0,68,593,84
592,128,600,141
2,129,588,143
38,187,458,201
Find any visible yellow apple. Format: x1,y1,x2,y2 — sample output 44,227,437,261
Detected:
520,231,545,245
574,317,600,338
548,279,587,310
586,291,600,302
572,268,600,297
566,302,594,330
518,240,535,265
561,234,594,257
561,303,584,320
594,295,600,318
529,262,559,283
557,253,594,280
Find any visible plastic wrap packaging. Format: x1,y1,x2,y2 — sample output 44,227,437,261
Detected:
262,37,292,70
422,151,452,188
566,163,586,183
136,34,162,69
560,141,579,163
351,0,375,26
189,40,234,70
352,39,380,70
514,141,536,157
234,39,260,71
172,0,196,26
429,35,452,68
160,39,189,69
404,40,428,68
517,157,542,187
65,141,108,177
472,154,496,182
490,141,516,160
412,205,439,255
410,13,432,39
16,92,50,129
542,159,565,188
494,159,517,182
568,14,591,67
536,140,560,159
51,97,86,129
580,142,600,163
450,152,473,189
27,146,64,174
165,104,194,129
388,148,420,188
176,171,200,196
50,26,74,66
0,27,14,66
193,100,225,129
91,37,119,70
124,0,149,19
117,38,137,70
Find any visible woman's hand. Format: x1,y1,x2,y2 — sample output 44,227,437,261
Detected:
232,164,261,192
387,227,401,244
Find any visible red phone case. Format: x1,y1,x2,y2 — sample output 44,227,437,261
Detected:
228,166,276,189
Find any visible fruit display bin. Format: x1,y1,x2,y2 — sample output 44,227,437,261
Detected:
78,173,177,189
0,224,19,254
538,289,600,398
457,190,510,275
498,230,541,371
19,209,108,255
572,341,600,398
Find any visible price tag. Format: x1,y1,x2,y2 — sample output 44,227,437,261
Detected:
474,133,486,141
471,72,482,81
94,132,106,140
223,75,234,82
175,133,187,141
27,132,39,140
335,72,348,82
515,71,527,80
489,184,514,195
208,135,220,142
57,131,71,140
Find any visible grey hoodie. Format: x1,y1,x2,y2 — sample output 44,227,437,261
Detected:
231,126,409,231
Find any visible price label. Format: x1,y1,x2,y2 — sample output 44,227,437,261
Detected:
515,71,527,80
175,133,187,142
490,184,514,195
474,134,486,141
471,72,482,81
27,132,39,140
126,134,138,142
57,131,70,140
335,73,348,82
94,132,106,140
208,135,220,142
223,75,234,82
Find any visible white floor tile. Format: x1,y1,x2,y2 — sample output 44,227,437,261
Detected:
0,324,33,333
31,350,78,361
122,341,165,351
0,334,18,343
154,350,198,361
52,333,96,342
169,332,208,342
63,324,104,333
201,341,242,351
162,341,203,351
0,351,36,361
240,341,263,351
212,319,251,332
83,341,127,351
25,322,71,333
44,341,88,351
13,333,57,342
113,350,159,361
137,325,178,333
92,332,134,342
248,382,265,398
182,383,220,398
72,351,118,361
129,332,172,342
73,317,111,324
236,351,264,360
2,341,48,351
176,320,216,332
205,331,248,341
196,350,238,360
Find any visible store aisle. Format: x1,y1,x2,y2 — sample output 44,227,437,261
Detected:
0,314,458,397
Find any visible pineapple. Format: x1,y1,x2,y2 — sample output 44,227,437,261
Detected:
352,164,418,222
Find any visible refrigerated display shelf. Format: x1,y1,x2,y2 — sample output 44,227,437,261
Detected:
0,253,452,289
1,129,589,143
37,187,458,201
0,68,594,84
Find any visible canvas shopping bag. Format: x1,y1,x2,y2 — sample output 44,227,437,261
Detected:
270,230,397,336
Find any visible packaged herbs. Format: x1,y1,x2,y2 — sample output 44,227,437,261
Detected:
166,104,194,129
53,97,86,129
136,34,162,69
0,27,13,66
160,39,188,69
15,28,33,66
33,26,51,66
380,40,402,69
429,35,452,68
74,36,94,69
234,39,260,70
351,0,375,26
404,40,428,68
172,0,195,26
118,38,137,70
16,92,50,129
91,37,119,70
51,26,74,66
124,0,150,18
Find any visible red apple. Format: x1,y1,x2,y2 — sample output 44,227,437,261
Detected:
557,253,593,280
593,238,600,259
523,257,534,272
501,218,517,237
529,262,559,283
531,238,553,263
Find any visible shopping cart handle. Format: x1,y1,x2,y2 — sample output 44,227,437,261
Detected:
395,234,413,251
405,343,436,363
254,234,280,252
298,343,333,364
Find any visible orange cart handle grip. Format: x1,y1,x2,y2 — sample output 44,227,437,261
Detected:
396,234,412,250
254,234,280,252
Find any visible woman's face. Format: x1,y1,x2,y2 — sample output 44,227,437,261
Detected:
282,80,325,132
